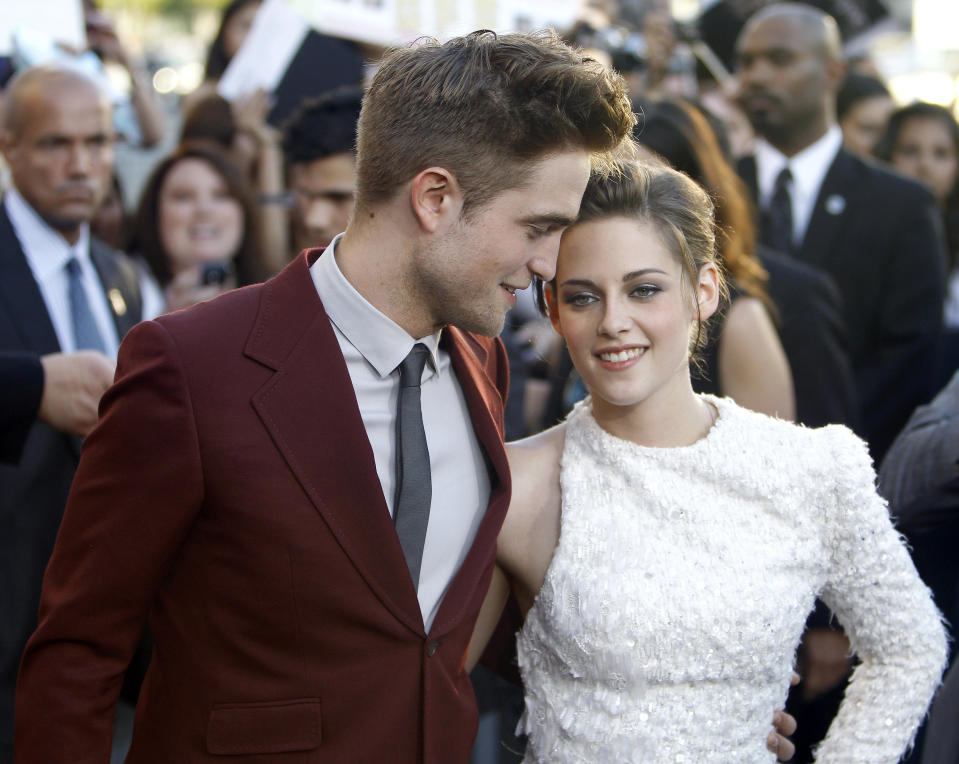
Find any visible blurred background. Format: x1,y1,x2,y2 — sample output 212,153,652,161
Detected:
4,0,959,206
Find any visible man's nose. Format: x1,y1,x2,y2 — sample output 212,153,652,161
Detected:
737,59,770,89
528,241,560,283
66,143,93,175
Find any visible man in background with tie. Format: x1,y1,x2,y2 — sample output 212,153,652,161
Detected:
735,2,946,463
734,6,947,761
0,66,145,763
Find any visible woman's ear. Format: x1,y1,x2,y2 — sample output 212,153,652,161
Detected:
695,263,720,322
409,166,462,233
544,284,564,336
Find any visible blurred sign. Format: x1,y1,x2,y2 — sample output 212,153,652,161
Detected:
0,0,85,56
287,0,580,46
219,0,363,125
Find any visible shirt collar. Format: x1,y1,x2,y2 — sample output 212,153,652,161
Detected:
4,187,91,282
755,125,843,205
311,234,443,379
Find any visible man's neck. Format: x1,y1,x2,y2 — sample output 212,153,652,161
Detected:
54,223,82,246
335,217,435,339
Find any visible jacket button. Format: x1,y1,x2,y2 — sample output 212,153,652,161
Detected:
426,641,439,657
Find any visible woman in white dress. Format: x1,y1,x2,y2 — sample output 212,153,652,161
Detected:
468,161,947,762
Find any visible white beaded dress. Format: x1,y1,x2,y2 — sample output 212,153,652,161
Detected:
516,395,946,763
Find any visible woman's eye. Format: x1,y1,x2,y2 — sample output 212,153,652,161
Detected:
633,285,660,299
564,293,596,307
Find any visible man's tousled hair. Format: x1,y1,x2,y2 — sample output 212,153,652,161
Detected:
355,29,635,215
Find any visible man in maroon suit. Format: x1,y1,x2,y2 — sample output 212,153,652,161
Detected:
13,31,634,762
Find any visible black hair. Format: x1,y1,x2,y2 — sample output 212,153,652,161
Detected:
836,73,891,121
281,86,364,167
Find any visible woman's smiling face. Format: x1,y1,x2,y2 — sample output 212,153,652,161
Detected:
550,215,718,414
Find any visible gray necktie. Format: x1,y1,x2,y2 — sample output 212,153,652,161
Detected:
65,257,106,353
393,343,432,589
763,166,794,254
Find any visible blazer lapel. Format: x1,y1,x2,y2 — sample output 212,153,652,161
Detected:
429,327,510,636
0,204,61,355
797,150,859,269
89,239,142,338
247,253,423,634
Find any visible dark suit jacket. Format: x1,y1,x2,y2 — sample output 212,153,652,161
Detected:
0,203,142,761
739,149,947,459
757,246,859,430
921,656,959,764
0,353,44,464
15,250,511,763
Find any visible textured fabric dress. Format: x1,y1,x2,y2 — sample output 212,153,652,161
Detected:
516,395,946,763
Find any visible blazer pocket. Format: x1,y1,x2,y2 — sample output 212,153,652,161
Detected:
207,698,321,755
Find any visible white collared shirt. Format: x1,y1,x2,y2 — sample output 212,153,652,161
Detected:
5,189,120,357
310,235,491,631
755,125,843,249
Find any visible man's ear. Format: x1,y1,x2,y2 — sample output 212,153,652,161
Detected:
0,129,15,161
544,284,564,337
409,167,463,233
824,57,846,96
695,263,720,322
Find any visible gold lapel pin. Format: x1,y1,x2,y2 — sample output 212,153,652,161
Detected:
108,288,128,317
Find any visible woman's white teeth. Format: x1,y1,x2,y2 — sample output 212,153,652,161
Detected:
599,348,643,362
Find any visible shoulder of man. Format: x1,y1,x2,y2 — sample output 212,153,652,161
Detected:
833,147,937,207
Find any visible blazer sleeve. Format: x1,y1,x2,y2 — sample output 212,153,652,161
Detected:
0,352,43,464
856,184,946,457
15,320,205,762
815,425,947,764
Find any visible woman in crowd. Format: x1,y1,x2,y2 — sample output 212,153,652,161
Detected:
199,0,261,92
179,91,288,274
635,98,794,419
468,161,945,762
129,141,261,313
875,102,959,328
836,73,895,158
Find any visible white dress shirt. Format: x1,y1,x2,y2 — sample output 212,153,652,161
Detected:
310,235,491,631
755,125,843,249
5,189,120,358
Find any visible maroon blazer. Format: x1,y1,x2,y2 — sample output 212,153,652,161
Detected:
15,251,511,763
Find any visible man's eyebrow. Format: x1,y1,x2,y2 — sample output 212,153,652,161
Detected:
738,44,794,58
519,214,577,228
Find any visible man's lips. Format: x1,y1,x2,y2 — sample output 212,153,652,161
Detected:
58,185,97,202
740,93,780,112
500,282,529,297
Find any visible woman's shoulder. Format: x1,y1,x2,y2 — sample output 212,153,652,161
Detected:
710,396,868,467
506,421,567,495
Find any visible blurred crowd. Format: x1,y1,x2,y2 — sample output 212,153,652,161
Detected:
1,0,957,762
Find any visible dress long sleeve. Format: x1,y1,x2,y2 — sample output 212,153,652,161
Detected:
815,425,947,763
